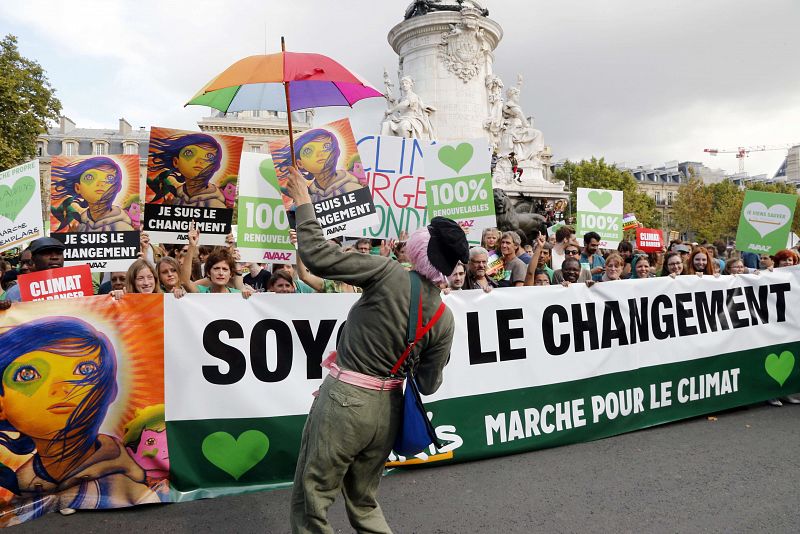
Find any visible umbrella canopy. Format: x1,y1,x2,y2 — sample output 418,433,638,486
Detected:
185,52,383,113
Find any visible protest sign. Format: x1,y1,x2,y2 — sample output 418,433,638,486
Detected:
48,155,140,271
0,159,44,252
356,135,429,239
422,138,495,245
144,127,243,245
236,153,295,264
735,190,797,255
0,295,167,526
636,227,664,252
270,119,377,239
622,213,638,231
576,187,623,248
17,264,94,301
3,269,800,525
668,230,680,242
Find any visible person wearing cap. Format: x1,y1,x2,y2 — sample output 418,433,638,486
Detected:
284,167,467,534
0,237,66,307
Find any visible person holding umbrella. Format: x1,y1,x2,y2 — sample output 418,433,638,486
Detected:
285,166,467,533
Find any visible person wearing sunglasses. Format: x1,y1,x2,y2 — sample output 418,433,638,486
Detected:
552,239,591,284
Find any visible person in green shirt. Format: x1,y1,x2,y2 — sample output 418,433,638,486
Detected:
284,166,468,534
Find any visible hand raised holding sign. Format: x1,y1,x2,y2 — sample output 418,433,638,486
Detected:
188,221,200,248
284,167,312,208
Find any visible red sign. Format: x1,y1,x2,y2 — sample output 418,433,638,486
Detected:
636,228,664,253
18,264,94,302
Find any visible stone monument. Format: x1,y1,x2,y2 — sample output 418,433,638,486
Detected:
383,0,568,207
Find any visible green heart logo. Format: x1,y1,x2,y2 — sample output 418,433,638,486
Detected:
765,351,795,387
438,143,474,174
259,158,281,192
587,190,613,211
201,430,270,480
0,176,36,222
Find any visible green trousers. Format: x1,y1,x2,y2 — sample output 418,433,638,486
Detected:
290,375,403,534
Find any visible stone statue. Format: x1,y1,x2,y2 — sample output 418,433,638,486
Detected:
383,68,396,106
438,8,491,82
404,0,489,20
493,188,547,242
493,74,546,184
380,76,437,140
483,74,504,151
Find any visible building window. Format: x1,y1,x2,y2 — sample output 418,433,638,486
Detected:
654,191,661,204
667,192,674,205
93,143,108,155
252,110,261,118
64,142,76,156
36,142,45,157
250,145,261,153
124,143,138,155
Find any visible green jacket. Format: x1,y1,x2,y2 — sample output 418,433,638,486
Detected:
296,203,454,395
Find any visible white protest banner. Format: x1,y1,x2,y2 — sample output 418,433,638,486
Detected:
236,153,295,264
576,187,623,248
423,138,495,245
356,135,429,239
0,159,43,252
161,268,799,501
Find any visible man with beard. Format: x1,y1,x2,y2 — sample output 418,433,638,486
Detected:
464,246,497,291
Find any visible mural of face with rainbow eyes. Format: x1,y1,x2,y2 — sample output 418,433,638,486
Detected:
0,350,100,440
297,139,333,175
74,167,119,205
173,144,218,180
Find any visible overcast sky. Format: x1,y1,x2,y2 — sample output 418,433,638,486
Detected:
2,0,798,176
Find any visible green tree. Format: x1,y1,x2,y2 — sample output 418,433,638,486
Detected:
0,34,61,170
554,157,660,229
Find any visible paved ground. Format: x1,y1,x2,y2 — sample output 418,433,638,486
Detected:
13,403,800,533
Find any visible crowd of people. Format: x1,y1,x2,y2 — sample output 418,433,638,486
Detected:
2,223,798,306
448,225,799,292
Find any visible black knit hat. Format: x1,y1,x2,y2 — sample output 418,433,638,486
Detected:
426,217,469,275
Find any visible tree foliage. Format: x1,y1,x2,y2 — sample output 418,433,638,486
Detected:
672,173,800,242
554,157,660,228
0,34,61,170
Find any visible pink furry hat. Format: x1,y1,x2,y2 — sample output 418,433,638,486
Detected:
405,217,469,285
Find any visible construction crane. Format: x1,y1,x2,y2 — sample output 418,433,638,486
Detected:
703,144,795,173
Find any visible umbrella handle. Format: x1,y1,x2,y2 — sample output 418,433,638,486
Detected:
282,36,297,167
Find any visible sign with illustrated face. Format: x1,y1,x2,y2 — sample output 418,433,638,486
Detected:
269,118,376,239
576,188,623,248
0,160,44,252
144,127,243,245
49,155,141,271
735,190,797,255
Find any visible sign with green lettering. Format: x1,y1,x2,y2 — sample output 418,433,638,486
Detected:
735,190,797,255
576,187,623,248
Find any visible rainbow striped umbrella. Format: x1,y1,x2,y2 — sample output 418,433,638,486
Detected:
186,39,382,163
185,49,382,113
